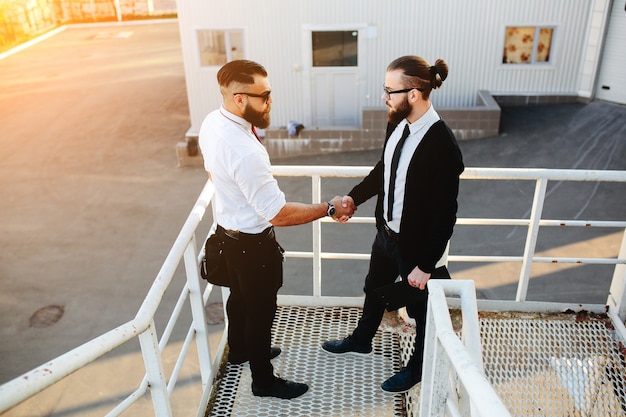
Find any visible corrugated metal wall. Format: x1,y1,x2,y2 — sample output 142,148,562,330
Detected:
177,0,595,133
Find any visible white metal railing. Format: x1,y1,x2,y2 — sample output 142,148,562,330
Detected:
420,280,512,417
271,166,626,308
0,166,624,416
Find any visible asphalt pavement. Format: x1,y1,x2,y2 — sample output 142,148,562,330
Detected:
0,20,625,416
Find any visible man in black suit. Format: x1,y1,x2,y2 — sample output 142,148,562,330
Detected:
322,55,464,393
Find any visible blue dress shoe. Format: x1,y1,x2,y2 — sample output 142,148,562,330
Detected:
381,367,421,393
321,336,372,355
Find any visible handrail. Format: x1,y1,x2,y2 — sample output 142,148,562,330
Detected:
271,165,626,181
0,166,624,416
420,280,512,417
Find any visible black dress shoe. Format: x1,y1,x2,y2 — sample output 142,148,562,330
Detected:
381,367,421,393
252,377,308,399
321,336,371,355
228,347,281,364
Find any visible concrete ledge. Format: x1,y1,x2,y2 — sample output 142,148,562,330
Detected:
264,126,386,160
492,93,580,106
437,90,501,140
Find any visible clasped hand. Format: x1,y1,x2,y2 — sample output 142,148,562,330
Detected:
328,195,357,224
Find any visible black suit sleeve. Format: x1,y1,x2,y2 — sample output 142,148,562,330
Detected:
348,159,383,206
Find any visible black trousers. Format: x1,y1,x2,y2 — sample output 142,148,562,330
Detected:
218,226,284,387
351,228,448,375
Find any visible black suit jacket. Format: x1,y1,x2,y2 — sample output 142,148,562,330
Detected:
348,119,464,277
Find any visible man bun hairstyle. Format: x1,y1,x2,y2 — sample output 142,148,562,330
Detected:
387,55,448,99
429,59,448,89
217,60,268,88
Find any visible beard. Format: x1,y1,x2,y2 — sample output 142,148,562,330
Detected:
387,96,411,125
243,104,271,129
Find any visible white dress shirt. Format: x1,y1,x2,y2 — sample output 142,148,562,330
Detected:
198,106,286,233
383,104,441,232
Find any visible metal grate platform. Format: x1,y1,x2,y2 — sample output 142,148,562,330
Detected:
480,310,626,417
205,306,626,417
206,306,408,417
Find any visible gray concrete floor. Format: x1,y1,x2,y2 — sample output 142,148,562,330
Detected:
0,20,625,416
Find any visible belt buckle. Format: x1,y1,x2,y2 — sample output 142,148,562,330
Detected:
225,229,240,240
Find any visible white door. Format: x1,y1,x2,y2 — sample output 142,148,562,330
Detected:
309,29,361,127
596,0,626,104
311,69,359,126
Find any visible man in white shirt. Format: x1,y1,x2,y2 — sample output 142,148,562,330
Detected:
199,60,355,399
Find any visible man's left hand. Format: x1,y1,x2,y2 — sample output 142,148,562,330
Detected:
407,266,431,290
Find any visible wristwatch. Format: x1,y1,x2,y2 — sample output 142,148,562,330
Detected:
326,201,336,217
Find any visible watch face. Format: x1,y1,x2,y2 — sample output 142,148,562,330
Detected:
328,203,336,216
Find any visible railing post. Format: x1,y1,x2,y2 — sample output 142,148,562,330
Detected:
146,0,155,15
608,228,626,320
422,281,512,417
138,321,173,417
311,174,323,298
113,0,122,21
183,235,213,387
420,296,445,417
516,177,548,301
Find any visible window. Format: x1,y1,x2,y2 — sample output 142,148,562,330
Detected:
503,26,554,64
312,31,358,67
197,29,244,67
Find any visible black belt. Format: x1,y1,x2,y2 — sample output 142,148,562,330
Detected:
218,225,275,241
383,223,399,241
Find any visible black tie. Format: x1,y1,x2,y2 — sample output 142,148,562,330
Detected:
387,124,411,221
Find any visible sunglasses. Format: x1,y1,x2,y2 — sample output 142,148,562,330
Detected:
234,91,272,103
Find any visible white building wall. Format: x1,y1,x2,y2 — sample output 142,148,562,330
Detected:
177,0,599,134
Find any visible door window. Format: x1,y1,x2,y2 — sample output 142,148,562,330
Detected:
312,31,358,67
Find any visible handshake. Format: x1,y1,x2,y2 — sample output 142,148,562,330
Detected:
328,195,357,224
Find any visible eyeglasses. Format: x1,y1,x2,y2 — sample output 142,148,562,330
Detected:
383,85,420,100
234,91,272,103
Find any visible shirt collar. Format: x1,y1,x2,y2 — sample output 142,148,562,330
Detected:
220,105,253,131
403,103,439,135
